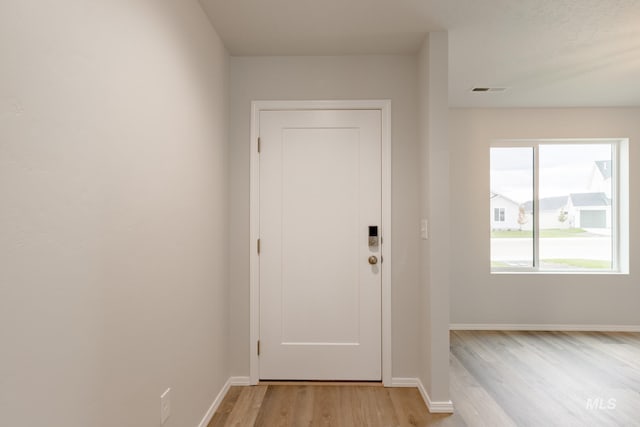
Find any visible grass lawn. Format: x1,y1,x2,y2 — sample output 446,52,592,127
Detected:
492,259,611,269
491,261,510,268
491,228,589,238
542,259,612,269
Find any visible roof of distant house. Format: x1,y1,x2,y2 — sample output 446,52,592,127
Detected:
489,191,520,206
523,196,568,213
595,160,612,180
523,192,610,212
569,192,610,207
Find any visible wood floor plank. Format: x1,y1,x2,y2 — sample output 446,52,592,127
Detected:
311,385,342,426
364,386,400,426
207,386,242,427
220,385,267,426
290,386,315,426
342,386,374,426
448,354,513,427
253,385,298,427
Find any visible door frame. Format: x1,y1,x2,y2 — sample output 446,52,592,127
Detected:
249,100,392,386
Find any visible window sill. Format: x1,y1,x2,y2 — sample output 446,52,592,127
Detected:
491,270,629,276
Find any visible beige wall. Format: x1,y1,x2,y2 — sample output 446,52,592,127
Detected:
229,55,422,378
418,33,451,404
450,108,640,326
0,1,229,426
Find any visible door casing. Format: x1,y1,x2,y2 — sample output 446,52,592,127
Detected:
249,100,392,385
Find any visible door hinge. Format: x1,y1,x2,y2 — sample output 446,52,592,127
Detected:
257,238,261,254
257,340,261,356
257,137,261,153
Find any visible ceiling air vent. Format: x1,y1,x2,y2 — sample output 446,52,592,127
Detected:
471,87,508,93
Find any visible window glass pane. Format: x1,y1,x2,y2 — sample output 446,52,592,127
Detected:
490,147,534,268
538,144,613,270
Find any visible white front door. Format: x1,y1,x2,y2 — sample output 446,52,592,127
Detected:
259,109,382,380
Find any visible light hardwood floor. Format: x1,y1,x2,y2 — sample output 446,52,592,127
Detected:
210,331,640,426
450,330,640,427
209,384,460,426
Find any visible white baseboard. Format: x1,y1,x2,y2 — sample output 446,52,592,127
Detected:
390,377,419,387
229,376,251,386
450,323,640,332
391,377,454,414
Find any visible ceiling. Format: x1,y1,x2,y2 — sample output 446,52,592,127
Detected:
199,0,640,107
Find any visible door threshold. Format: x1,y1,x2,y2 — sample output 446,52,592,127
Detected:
258,380,383,387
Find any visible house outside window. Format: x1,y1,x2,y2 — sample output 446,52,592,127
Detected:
490,139,629,273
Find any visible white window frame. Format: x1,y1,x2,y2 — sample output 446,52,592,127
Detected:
491,138,629,274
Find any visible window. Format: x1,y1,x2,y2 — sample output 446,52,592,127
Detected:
490,139,628,273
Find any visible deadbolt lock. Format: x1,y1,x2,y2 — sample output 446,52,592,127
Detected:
368,256,378,265
368,225,379,247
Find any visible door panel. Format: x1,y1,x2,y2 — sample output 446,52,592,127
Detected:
281,128,360,344
259,109,382,380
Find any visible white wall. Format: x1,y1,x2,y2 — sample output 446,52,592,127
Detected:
450,108,639,326
0,1,229,426
229,55,422,378
418,33,451,405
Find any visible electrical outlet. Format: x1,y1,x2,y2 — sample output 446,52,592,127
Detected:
420,219,428,240
160,388,171,424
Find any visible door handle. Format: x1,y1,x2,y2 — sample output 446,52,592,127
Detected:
368,256,378,265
